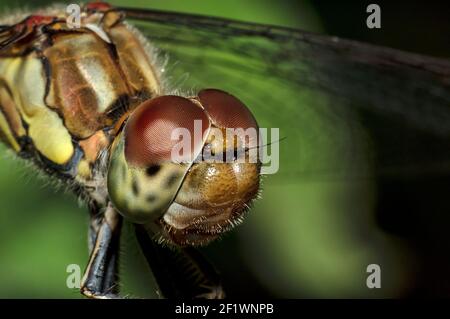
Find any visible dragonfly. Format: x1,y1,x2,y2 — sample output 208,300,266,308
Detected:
0,1,449,298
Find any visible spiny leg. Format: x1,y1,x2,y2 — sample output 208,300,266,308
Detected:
135,225,225,299
81,203,122,299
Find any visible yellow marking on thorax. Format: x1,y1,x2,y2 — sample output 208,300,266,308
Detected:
0,56,74,164
77,159,91,180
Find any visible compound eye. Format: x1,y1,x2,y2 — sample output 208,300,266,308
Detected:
198,89,258,130
198,89,259,149
124,96,210,167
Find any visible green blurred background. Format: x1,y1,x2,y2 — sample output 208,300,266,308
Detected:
0,0,448,298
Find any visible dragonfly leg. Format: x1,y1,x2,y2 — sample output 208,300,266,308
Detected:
87,202,119,293
134,225,225,299
81,203,122,299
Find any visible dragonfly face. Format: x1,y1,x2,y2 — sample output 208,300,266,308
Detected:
108,89,261,245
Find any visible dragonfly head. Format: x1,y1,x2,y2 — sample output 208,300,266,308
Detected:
107,89,261,246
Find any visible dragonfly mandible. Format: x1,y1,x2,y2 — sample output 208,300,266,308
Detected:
0,1,449,298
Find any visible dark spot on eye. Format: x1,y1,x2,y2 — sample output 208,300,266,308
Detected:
147,194,157,202
132,179,139,196
146,165,161,176
165,173,180,188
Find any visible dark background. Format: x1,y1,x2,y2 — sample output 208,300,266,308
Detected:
313,0,449,58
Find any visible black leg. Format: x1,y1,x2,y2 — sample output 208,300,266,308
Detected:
81,203,122,299
88,202,103,251
134,225,225,299
87,202,120,295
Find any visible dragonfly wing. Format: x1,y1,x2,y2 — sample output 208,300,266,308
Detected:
122,7,450,181
121,8,450,298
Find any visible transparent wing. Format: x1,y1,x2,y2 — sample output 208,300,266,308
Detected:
120,8,450,298
121,7,450,183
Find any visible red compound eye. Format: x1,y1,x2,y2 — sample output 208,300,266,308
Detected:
198,89,259,148
198,89,258,130
124,96,210,167
85,2,112,12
